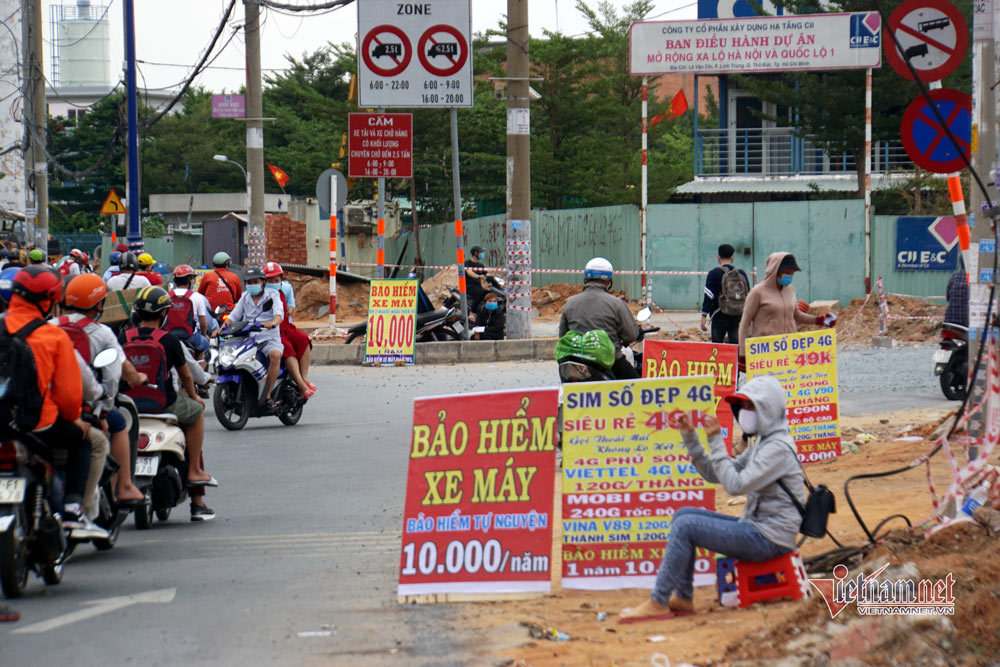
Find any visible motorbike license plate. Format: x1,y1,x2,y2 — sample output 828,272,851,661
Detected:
453,321,464,333
933,349,950,364
135,456,159,477
0,478,25,503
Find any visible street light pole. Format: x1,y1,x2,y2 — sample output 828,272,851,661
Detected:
214,154,251,252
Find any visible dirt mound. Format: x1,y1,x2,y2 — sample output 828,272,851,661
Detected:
285,272,369,321
532,283,584,318
834,294,943,344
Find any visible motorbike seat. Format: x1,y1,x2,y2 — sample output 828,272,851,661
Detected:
138,412,180,426
416,308,450,326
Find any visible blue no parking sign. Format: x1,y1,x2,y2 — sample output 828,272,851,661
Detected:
900,88,971,174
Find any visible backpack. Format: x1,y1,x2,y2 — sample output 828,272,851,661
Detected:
0,316,47,436
718,266,748,316
122,328,170,412
54,315,95,364
165,289,196,339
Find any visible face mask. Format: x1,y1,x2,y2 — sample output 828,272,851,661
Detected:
266,283,280,291
485,301,499,311
247,284,263,296
737,409,759,434
777,274,793,286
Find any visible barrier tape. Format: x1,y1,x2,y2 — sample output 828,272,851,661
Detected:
343,262,711,277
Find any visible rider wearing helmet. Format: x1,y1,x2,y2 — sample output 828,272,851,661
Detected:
121,286,217,520
559,257,640,379
27,248,45,266
167,264,211,354
5,266,105,535
226,267,284,408
136,252,164,286
264,261,316,398
198,251,242,312
464,244,488,312
59,248,89,277
59,274,146,504
102,250,123,283
106,252,151,291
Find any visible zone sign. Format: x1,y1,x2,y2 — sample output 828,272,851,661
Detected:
358,0,473,108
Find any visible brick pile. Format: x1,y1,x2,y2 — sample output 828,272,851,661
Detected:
264,214,306,265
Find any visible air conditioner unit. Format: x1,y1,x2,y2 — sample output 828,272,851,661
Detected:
345,205,372,234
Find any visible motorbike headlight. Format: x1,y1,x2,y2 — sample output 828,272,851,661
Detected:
219,350,237,367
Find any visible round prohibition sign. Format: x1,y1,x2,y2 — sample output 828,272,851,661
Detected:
417,24,468,77
900,88,971,174
884,0,967,82
361,25,412,77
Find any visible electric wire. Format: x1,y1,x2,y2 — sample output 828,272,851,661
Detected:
258,0,354,13
43,1,113,51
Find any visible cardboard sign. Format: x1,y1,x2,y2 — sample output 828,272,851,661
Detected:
398,388,560,599
365,279,418,365
561,376,718,590
746,330,842,463
642,340,739,453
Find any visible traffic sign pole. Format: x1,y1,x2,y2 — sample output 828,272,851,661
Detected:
329,174,338,327
451,107,469,338
378,106,386,281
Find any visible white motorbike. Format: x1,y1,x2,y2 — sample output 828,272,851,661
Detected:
132,410,188,529
212,321,305,431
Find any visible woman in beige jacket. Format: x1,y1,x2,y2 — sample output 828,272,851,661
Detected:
737,252,835,362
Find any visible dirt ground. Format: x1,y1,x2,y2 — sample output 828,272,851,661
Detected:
457,407,1000,666
285,271,370,321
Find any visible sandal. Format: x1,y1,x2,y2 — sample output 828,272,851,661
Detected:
303,387,317,399
307,382,317,392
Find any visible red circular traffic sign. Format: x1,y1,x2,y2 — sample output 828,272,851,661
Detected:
884,0,967,82
417,25,468,77
900,88,971,174
361,25,412,78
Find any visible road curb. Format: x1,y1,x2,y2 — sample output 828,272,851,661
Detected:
311,338,558,365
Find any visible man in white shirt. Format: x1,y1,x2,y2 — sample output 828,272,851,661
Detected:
225,268,284,407
106,252,151,291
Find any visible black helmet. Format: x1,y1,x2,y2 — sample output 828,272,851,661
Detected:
132,286,172,317
120,251,139,272
470,245,484,257
245,268,265,282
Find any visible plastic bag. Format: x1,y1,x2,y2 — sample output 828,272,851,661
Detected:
555,329,616,370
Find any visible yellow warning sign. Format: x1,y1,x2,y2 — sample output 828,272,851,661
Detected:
100,189,126,215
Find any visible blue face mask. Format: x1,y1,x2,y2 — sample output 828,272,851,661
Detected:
485,301,499,311
247,284,263,296
777,274,793,286
265,283,280,291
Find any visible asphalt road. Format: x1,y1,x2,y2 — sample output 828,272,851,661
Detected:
0,348,952,664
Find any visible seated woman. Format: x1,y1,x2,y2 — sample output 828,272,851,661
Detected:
263,262,316,398
620,375,804,622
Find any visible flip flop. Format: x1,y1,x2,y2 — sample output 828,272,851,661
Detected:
307,382,317,392
116,497,144,508
303,387,317,399
187,476,219,488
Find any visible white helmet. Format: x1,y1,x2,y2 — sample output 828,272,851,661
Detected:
584,257,614,281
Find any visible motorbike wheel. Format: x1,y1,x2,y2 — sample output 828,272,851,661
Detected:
93,490,120,551
134,489,154,530
278,404,303,426
345,331,366,344
42,562,62,586
155,507,172,522
0,514,27,598
213,381,250,431
940,365,967,401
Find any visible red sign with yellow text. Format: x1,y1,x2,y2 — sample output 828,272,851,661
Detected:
398,388,559,598
643,340,739,454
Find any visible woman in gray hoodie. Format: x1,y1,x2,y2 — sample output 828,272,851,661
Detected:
620,375,804,622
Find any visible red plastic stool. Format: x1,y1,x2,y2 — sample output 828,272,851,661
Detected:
716,551,811,608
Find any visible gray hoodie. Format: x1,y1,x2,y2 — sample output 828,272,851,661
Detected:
682,375,804,551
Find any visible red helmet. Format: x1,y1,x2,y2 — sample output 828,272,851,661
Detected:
12,265,63,304
173,264,196,278
263,262,283,278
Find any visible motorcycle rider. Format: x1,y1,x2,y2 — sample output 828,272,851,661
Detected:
264,262,315,398
166,264,212,358
198,251,242,313
225,268,284,408
102,250,123,283
121,286,218,521
136,253,164,286
59,248,90,277
559,257,639,379
464,245,489,312
944,267,969,329
27,249,46,266
107,252,151,291
3,266,107,538
58,274,146,504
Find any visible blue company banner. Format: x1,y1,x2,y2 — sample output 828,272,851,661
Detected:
895,216,959,271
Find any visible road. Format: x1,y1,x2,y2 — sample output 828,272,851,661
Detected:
0,348,952,664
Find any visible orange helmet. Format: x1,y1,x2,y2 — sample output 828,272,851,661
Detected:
64,273,108,310
263,261,283,278
173,264,196,278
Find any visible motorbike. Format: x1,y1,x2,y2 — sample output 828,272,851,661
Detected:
935,322,968,401
213,321,305,430
345,283,467,344
132,407,188,529
558,307,660,383
88,393,140,550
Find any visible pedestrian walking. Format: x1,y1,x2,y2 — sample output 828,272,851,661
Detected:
701,244,749,344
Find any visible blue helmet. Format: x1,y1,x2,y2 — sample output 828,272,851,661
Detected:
583,257,614,281
109,251,122,266
0,266,21,303
153,262,169,274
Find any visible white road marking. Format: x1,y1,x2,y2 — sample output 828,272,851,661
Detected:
12,588,176,634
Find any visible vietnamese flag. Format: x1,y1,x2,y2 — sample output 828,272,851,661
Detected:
267,163,289,191
650,90,689,127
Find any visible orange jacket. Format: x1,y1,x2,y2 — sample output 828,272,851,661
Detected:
5,296,83,429
198,268,242,310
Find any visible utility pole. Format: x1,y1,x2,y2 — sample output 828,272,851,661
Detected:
124,0,140,250
244,0,266,267
22,0,47,251
505,0,532,339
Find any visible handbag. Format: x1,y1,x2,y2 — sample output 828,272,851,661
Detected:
776,471,836,539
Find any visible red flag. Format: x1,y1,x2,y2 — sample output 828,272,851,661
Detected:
667,89,689,119
650,112,667,128
267,163,289,191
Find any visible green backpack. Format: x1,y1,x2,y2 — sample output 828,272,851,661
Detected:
555,329,616,370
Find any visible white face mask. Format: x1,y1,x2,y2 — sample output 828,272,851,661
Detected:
737,409,759,434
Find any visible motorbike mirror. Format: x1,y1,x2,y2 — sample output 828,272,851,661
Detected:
637,307,652,323
92,348,119,369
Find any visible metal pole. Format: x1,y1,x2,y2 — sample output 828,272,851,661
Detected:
329,173,337,327
505,0,532,339
23,0,47,251
377,109,386,280
411,176,423,280
451,107,469,335
124,0,140,250
244,0,266,266
863,67,872,294
641,76,648,307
